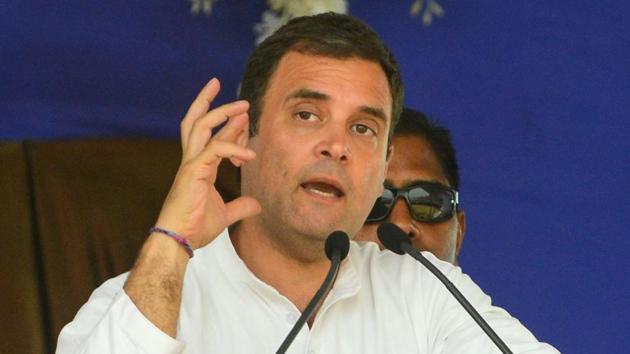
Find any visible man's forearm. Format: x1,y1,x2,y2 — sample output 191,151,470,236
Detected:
124,232,190,337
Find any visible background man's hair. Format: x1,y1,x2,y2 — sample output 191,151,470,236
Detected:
396,107,460,190
239,12,404,144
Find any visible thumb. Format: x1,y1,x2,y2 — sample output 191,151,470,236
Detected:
225,196,262,225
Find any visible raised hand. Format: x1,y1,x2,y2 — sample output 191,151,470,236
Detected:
155,78,261,249
124,79,262,337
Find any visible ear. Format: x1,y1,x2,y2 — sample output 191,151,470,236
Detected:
229,124,251,167
384,143,394,180
386,142,394,162
455,210,466,258
376,144,394,195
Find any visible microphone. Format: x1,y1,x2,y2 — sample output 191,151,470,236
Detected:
377,223,514,354
276,231,350,354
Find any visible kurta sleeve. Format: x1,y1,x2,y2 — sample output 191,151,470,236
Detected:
56,274,185,354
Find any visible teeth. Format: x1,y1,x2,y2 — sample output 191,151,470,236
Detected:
303,182,341,198
307,186,337,198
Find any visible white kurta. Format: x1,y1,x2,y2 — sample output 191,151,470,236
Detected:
57,230,559,353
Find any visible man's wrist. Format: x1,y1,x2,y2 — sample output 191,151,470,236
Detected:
149,227,194,258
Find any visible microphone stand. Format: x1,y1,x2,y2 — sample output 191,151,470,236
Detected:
275,231,349,354
378,223,513,354
401,242,513,354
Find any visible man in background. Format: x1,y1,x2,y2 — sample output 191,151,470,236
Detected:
356,107,466,265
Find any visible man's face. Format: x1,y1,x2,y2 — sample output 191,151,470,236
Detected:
355,135,466,265
240,52,392,249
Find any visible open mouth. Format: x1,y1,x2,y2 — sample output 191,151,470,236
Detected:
301,182,344,199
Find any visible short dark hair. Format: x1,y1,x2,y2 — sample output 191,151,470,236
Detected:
239,12,404,143
395,108,460,190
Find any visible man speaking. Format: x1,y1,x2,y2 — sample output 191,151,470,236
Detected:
57,13,558,353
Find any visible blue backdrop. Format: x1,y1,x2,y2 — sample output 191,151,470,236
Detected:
3,1,629,353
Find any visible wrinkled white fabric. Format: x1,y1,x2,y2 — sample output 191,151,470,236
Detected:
57,230,559,354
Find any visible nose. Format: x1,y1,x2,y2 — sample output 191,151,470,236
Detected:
388,198,419,239
315,129,351,162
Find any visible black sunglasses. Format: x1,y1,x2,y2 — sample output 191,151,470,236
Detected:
366,182,459,224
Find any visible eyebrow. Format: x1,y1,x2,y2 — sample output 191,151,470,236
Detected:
285,88,329,102
359,105,387,123
285,88,388,123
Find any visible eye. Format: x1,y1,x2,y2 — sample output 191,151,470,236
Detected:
295,111,318,121
351,123,377,136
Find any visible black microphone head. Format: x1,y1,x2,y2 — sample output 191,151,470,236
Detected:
325,231,350,261
377,223,411,255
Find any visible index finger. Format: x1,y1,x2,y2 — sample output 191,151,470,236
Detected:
180,78,221,146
